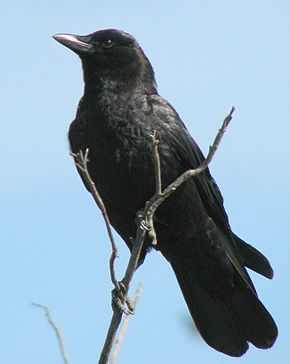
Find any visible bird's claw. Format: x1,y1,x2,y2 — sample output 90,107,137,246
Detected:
111,283,135,315
148,228,157,245
111,287,130,315
140,220,149,231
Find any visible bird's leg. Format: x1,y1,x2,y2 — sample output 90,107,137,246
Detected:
146,215,157,246
135,209,157,246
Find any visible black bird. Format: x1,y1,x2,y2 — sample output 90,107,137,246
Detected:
53,29,277,356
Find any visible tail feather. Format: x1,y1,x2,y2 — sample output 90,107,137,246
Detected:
228,288,278,349
234,234,274,279
171,262,277,357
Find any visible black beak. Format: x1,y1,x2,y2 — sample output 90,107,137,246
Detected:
52,33,93,54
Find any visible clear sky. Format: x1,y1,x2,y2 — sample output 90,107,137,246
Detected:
1,1,290,363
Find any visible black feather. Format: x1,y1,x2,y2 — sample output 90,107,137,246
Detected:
53,28,278,356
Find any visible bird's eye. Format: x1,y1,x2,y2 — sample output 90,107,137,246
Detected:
102,39,114,48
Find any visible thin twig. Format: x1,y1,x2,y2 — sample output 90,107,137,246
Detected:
71,149,120,291
145,106,235,219
109,283,144,364
152,131,162,196
32,303,70,364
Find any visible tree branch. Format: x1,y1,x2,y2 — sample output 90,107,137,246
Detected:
72,106,234,364
153,130,162,196
145,106,235,220
109,283,144,364
98,310,123,364
32,303,70,364
71,149,120,292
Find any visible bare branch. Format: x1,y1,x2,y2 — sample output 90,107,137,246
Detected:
152,130,162,196
71,150,120,291
145,106,235,218
120,220,148,292
98,310,123,364
98,283,144,364
109,283,144,364
73,106,234,364
32,303,70,364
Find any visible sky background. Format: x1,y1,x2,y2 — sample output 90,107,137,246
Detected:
1,1,290,363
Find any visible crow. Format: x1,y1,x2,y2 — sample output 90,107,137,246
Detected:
53,29,277,356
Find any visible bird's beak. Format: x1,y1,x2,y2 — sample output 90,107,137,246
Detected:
52,33,94,54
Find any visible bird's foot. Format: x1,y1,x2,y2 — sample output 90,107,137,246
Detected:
111,282,135,315
135,209,158,246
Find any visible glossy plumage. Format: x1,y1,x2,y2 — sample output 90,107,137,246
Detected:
53,29,277,356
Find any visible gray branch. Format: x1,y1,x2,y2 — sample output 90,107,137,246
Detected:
72,106,235,364
32,303,70,364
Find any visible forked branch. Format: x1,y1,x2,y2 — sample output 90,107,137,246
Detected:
72,106,234,364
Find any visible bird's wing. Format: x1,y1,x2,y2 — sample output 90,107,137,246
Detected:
149,95,256,291
149,95,230,231
166,117,274,281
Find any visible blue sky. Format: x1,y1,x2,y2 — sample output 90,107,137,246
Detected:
1,1,290,363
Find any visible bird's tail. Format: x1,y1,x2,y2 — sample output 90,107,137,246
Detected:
171,262,278,357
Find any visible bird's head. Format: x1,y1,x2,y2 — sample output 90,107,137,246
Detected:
53,29,156,92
